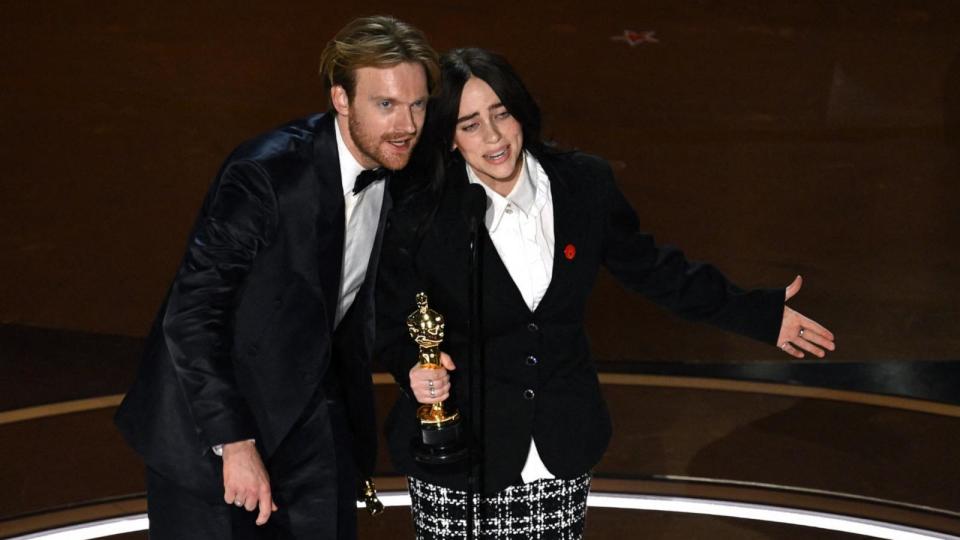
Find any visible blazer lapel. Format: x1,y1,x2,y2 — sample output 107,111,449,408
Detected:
535,153,590,314
312,113,346,330
478,224,533,316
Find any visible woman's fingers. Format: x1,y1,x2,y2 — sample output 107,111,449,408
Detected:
800,327,835,352
801,317,835,343
414,381,449,403
777,304,836,359
779,325,835,359
792,336,826,358
778,341,805,359
407,352,457,404
408,363,451,404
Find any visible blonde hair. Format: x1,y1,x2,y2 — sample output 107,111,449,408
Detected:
319,15,439,100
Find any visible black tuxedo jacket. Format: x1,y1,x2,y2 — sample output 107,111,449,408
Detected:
375,149,783,494
116,113,386,500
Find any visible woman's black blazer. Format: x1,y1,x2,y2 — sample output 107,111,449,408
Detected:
375,150,784,494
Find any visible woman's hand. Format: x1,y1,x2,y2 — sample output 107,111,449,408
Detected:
777,275,836,359
409,352,456,404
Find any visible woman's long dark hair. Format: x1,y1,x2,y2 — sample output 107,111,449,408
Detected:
401,47,550,200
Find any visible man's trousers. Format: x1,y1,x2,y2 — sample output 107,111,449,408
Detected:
146,393,358,540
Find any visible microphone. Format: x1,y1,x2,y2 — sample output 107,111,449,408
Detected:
462,182,487,540
461,183,488,233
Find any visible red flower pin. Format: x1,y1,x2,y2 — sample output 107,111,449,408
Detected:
563,243,576,260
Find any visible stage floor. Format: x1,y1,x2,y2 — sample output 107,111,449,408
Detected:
2,325,959,538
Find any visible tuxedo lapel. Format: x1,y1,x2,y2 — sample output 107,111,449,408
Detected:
312,114,346,330
368,179,393,277
359,181,393,353
331,177,392,363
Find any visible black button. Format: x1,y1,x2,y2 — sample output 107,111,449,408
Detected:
523,389,535,400
525,355,538,366
526,322,539,332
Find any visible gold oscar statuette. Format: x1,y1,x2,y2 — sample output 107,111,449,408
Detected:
406,292,467,463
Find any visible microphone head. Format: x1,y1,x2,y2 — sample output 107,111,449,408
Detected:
462,184,488,222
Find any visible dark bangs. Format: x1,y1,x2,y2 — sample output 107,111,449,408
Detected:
432,47,544,156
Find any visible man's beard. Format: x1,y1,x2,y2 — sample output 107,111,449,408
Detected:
348,114,417,171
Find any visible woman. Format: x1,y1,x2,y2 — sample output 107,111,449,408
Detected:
375,48,834,539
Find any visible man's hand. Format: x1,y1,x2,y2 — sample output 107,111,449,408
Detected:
222,440,278,525
409,352,456,404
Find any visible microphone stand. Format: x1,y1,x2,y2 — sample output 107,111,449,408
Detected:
465,185,485,540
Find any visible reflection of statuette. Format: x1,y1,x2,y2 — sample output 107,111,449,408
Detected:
406,292,460,426
360,478,384,516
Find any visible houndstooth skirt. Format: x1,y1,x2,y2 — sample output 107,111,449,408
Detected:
407,473,591,540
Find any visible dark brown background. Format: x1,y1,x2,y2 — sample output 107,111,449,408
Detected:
3,0,959,362
3,4,960,537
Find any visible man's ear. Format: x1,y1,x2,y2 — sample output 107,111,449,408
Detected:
331,85,350,116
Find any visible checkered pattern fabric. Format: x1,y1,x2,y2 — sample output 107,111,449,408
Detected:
407,473,591,539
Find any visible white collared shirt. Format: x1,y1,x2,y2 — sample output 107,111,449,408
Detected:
467,151,556,483
334,115,386,328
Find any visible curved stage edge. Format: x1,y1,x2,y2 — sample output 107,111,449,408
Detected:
4,370,960,427
4,478,960,540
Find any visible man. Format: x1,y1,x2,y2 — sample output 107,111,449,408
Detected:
115,16,438,539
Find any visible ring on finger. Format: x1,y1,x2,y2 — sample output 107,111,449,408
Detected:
799,328,805,337
429,387,436,398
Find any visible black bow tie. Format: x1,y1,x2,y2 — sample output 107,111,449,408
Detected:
353,167,390,194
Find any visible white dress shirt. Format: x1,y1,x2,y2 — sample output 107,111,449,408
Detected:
334,115,387,328
467,151,556,483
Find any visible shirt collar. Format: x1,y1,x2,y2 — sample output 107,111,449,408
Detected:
466,151,548,232
334,115,368,197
